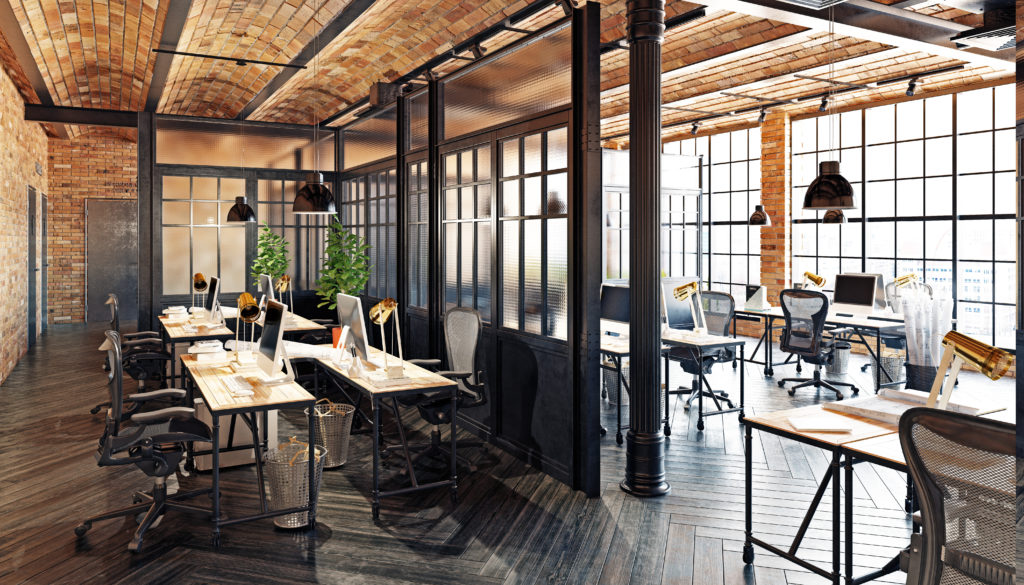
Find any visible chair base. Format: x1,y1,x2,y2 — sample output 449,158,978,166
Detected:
383,427,483,473
75,477,212,552
671,376,734,411
777,368,858,400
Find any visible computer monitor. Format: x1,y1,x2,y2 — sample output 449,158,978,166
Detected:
831,274,878,316
600,284,630,323
256,299,293,383
336,293,369,362
259,274,275,303
203,276,220,316
661,276,698,329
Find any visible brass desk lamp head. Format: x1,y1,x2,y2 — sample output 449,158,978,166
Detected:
803,271,826,288
192,272,208,293
941,331,1013,381
894,273,918,288
672,281,699,302
275,275,291,293
369,298,398,325
237,292,261,323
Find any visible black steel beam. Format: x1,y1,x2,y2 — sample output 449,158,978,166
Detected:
145,0,192,112
25,104,138,127
569,1,602,497
236,0,378,120
621,0,670,498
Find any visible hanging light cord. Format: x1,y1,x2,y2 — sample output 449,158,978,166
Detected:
313,0,320,175
828,5,836,162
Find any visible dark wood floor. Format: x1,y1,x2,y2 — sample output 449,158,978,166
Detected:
0,323,1014,585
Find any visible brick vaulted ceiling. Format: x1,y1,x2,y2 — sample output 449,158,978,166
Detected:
0,0,1013,143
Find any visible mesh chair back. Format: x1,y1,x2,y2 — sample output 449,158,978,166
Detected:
779,289,829,358
702,292,735,337
443,308,483,399
107,293,121,335
900,408,1015,585
103,330,125,432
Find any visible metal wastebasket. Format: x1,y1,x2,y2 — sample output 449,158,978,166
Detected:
305,399,355,469
871,353,906,390
905,364,937,391
826,341,852,376
265,437,326,529
603,363,629,406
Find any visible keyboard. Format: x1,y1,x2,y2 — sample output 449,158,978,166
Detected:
223,375,254,396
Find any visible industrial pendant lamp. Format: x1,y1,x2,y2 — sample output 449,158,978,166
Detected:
748,204,772,226
227,120,255,222
293,0,335,215
821,208,847,223
802,8,855,212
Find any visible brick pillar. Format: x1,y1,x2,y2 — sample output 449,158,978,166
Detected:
759,112,791,301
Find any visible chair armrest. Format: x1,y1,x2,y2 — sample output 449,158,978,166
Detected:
125,388,186,402
130,406,195,425
122,351,171,362
122,338,163,349
410,358,442,369
124,331,161,339
436,370,472,381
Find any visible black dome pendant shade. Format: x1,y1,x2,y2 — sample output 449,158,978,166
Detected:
821,209,847,223
802,161,854,210
226,196,256,222
748,204,772,226
293,172,336,215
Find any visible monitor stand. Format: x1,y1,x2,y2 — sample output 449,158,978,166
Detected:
256,345,296,386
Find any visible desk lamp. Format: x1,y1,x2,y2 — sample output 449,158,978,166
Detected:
801,271,826,290
192,273,208,313
926,331,1013,410
672,281,706,335
895,273,920,290
234,292,261,365
369,297,403,378
275,275,294,310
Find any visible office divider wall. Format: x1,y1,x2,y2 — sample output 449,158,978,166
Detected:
336,11,602,489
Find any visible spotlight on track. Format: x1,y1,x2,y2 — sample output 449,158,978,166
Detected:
691,122,700,135
758,108,768,124
819,97,828,112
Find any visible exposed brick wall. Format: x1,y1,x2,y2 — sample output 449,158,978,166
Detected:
0,64,48,384
46,135,137,324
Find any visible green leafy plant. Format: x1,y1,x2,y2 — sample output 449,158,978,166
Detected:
316,222,371,309
251,222,290,286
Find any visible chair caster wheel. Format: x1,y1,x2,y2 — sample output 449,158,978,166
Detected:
742,544,754,564
777,380,785,388
128,538,142,553
132,494,143,504
726,401,735,409
90,406,102,415
74,523,91,537
787,389,796,397
852,387,859,394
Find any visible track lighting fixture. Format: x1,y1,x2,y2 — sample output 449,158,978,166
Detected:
690,122,700,136
758,108,768,124
819,97,828,112
906,79,917,97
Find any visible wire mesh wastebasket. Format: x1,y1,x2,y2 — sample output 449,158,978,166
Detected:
265,437,326,529
826,341,852,376
905,364,937,391
871,352,906,390
305,399,355,469
603,363,629,406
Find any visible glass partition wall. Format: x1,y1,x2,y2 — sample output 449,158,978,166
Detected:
336,19,593,486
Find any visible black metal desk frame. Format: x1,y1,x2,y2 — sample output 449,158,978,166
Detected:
316,363,459,521
181,363,317,546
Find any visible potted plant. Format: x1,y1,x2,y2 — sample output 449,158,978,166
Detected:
316,222,371,309
251,221,290,287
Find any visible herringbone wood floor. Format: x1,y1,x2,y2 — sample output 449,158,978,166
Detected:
0,323,1014,584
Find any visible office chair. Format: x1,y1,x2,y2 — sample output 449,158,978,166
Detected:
76,331,213,552
776,289,858,400
899,408,1015,585
664,291,736,414
388,308,487,471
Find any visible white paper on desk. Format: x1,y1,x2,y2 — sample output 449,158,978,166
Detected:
219,306,238,319
878,388,991,416
282,340,337,360
787,415,853,433
823,396,918,426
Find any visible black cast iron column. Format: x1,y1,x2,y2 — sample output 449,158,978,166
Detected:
621,0,669,497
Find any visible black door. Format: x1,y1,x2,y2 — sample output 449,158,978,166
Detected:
27,187,37,345
86,199,139,323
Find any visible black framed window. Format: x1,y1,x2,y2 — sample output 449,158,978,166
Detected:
499,126,569,339
442,143,492,321
792,85,1015,348
161,175,248,294
407,159,429,308
365,168,398,298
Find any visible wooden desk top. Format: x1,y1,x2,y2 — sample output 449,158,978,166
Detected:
181,353,314,415
284,313,326,333
661,329,742,349
744,404,897,447
733,306,904,328
315,346,456,397
159,316,235,340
